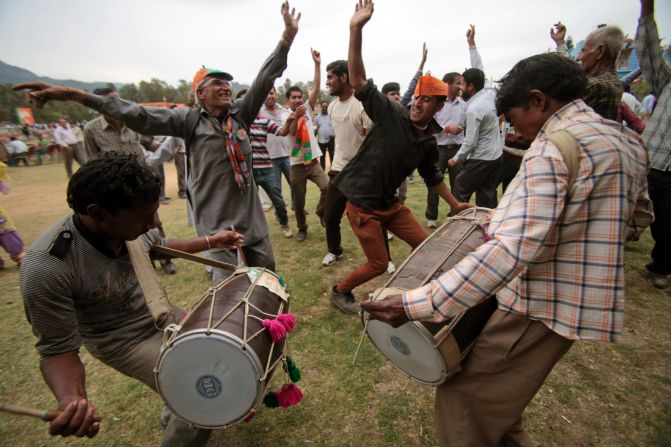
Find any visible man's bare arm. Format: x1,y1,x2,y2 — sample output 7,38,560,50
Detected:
308,48,321,109
40,352,101,438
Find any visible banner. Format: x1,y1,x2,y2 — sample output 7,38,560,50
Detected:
15,108,35,125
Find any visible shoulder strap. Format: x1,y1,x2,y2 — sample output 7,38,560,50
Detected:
546,130,580,191
125,239,173,327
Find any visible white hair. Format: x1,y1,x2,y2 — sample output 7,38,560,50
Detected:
587,25,625,61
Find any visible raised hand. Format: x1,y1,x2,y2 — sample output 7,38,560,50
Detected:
350,0,374,29
281,1,301,42
12,82,77,109
311,48,321,65
466,24,476,48
550,21,566,45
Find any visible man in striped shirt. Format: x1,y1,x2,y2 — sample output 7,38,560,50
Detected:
20,152,243,445
250,112,295,238
363,53,652,446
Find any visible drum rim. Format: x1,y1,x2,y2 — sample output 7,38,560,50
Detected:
154,328,266,428
363,316,448,386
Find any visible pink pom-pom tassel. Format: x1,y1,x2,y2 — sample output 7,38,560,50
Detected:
262,319,286,342
276,383,303,408
243,410,256,423
276,313,297,333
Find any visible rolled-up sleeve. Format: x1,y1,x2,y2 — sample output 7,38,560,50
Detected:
354,79,391,124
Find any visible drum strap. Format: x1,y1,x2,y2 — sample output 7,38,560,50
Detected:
125,240,174,326
546,130,580,192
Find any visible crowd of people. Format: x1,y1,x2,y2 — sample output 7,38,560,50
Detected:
3,0,669,445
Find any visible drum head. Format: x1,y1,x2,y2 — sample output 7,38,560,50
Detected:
366,320,446,385
155,331,263,428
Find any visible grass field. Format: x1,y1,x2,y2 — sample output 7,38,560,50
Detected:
0,160,669,446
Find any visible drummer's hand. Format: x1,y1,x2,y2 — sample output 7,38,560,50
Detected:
452,202,474,213
360,294,409,328
209,230,245,249
49,398,101,438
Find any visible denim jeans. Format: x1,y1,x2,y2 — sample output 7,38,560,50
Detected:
253,167,289,226
271,156,294,208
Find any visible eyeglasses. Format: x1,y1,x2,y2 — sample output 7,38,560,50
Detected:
199,78,231,90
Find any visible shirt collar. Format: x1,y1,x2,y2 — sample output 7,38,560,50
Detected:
538,99,589,137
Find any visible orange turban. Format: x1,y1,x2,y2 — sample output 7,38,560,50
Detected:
413,76,449,97
192,66,233,92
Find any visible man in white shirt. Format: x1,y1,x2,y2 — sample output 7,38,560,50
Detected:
448,26,503,208
54,118,86,178
426,72,467,228
286,49,329,242
322,59,372,266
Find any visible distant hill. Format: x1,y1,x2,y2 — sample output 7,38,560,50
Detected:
0,60,116,91
0,60,249,93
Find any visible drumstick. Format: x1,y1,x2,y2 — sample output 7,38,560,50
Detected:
231,225,247,266
151,246,237,271
0,404,59,421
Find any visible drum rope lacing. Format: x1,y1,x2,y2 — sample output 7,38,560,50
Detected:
160,268,290,383
354,207,492,364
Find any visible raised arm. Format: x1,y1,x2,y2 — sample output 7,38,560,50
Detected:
348,0,374,92
467,25,485,71
635,0,670,95
550,21,570,56
401,42,428,107
237,1,301,126
308,48,321,109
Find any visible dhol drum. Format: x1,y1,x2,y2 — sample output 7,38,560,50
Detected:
364,207,497,385
155,267,289,428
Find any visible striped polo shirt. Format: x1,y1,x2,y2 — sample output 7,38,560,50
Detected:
250,115,279,169
20,215,164,360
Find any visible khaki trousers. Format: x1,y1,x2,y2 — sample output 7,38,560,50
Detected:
290,160,329,231
434,309,573,447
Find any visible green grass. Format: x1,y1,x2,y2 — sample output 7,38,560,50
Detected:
0,161,669,446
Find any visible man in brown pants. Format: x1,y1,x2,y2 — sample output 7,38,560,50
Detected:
363,51,652,445
331,0,470,315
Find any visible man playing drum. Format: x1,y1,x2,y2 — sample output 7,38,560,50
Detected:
363,53,653,445
20,152,244,445
330,0,471,315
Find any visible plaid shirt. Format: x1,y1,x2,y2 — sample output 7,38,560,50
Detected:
584,69,622,121
636,16,671,171
403,100,653,342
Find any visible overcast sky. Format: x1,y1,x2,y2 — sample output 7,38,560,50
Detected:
1,0,669,92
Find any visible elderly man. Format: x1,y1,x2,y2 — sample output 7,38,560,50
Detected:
363,53,652,446
636,0,671,289
15,1,301,285
330,0,470,315
552,21,625,120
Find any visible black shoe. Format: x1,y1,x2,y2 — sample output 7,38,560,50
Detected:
296,229,307,242
160,260,177,274
330,286,359,315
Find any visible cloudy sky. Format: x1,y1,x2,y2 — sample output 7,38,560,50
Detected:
1,0,669,91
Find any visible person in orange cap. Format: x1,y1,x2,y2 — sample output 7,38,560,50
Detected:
328,0,472,315
14,1,302,287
